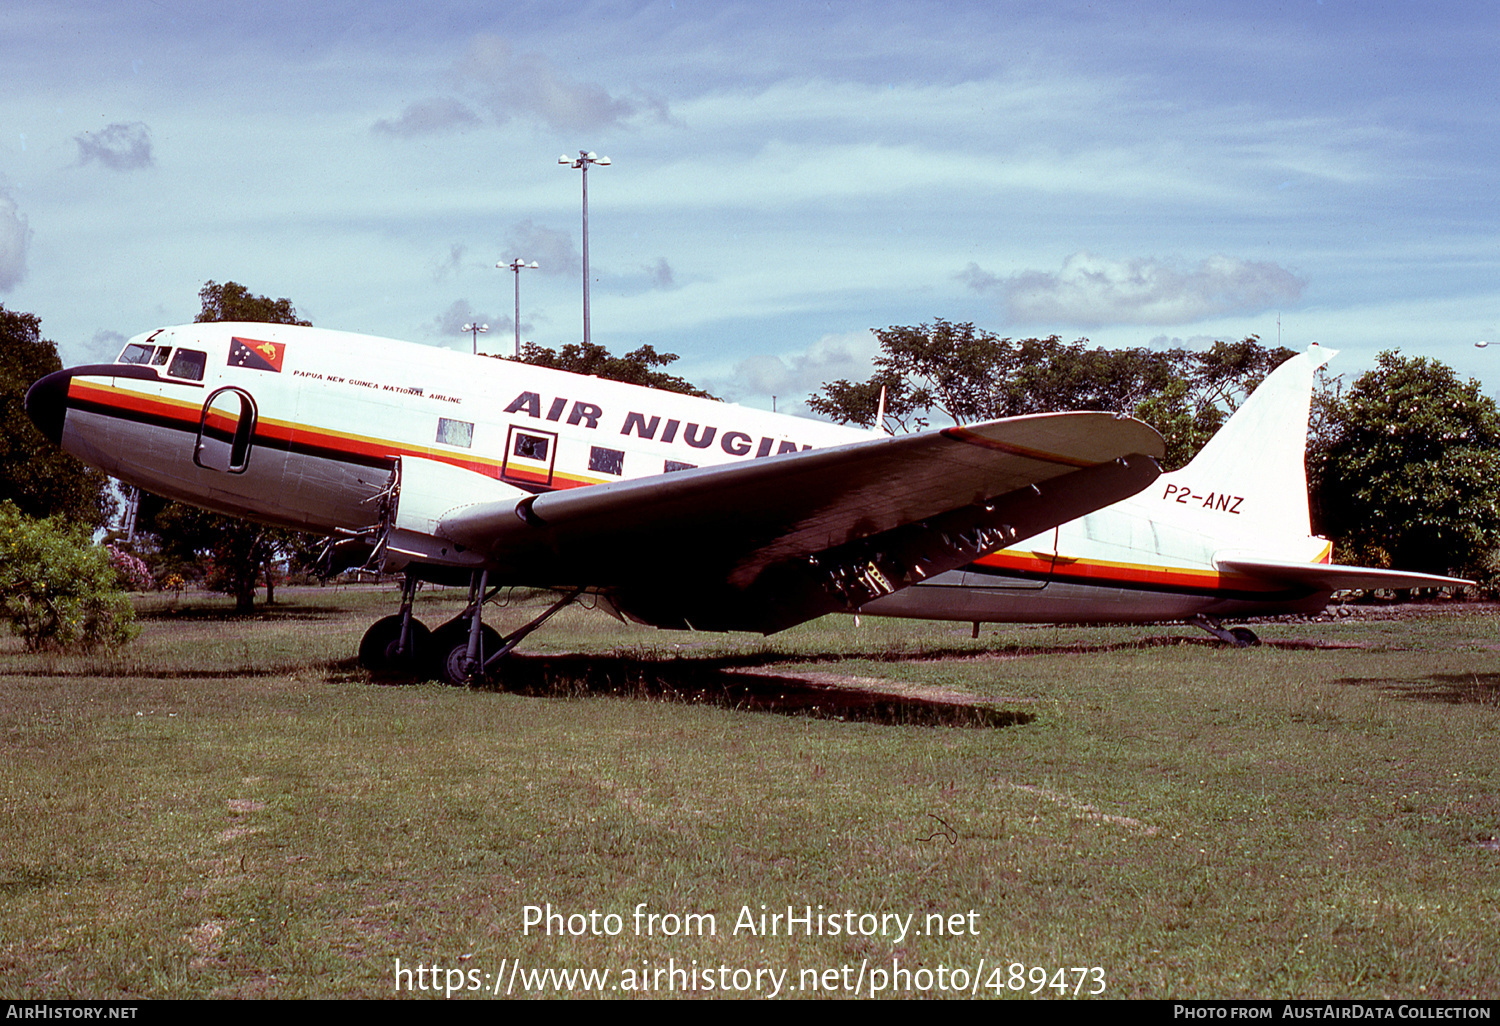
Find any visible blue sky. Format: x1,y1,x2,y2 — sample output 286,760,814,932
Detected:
3,0,1497,414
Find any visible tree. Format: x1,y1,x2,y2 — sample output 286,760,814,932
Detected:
510,340,712,398
0,303,113,525
142,499,298,612
139,282,313,611
1314,351,1500,576
808,319,1294,469
195,280,311,326
0,501,137,651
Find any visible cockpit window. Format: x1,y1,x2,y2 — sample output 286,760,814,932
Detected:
151,347,172,366
119,343,154,365
167,349,207,381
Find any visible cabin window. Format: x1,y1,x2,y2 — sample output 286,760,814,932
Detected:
119,343,154,365
514,433,549,460
589,446,625,476
664,460,696,473
167,349,207,381
436,417,474,448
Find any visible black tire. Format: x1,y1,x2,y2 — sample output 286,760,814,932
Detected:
430,618,504,685
359,615,432,679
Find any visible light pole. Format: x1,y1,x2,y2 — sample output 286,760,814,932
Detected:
463,322,488,355
559,150,610,344
500,259,539,357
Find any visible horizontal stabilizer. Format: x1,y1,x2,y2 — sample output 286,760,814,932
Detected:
1213,551,1472,592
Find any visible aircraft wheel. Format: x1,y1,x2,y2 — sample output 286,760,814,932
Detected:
359,615,432,678
1229,626,1260,648
431,620,503,686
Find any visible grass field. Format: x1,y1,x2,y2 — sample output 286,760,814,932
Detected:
2,584,1497,999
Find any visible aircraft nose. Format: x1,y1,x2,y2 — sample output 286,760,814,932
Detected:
25,368,73,446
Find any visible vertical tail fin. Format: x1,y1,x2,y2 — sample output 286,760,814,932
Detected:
1164,345,1334,539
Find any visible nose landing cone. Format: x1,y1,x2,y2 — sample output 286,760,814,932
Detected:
25,369,73,446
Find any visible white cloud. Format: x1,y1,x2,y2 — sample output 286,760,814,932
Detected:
431,243,467,281
372,97,482,137
430,299,506,339
457,35,665,133
73,122,153,171
976,252,1306,327
728,330,880,401
0,194,31,291
372,34,666,137
504,220,578,277
647,257,675,291
86,329,127,363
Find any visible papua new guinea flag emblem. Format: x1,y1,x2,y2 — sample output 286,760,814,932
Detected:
229,337,286,372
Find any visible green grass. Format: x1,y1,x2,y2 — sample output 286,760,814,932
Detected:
1,587,1497,998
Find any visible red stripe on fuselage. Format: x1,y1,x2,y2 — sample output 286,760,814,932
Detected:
970,548,1291,596
66,378,606,492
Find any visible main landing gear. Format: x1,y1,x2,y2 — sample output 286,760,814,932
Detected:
358,571,582,686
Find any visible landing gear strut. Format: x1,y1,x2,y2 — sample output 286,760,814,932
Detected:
427,574,584,687
1190,614,1260,648
359,570,583,685
358,573,431,677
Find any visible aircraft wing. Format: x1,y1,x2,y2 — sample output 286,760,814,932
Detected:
1213,552,1473,592
436,412,1164,632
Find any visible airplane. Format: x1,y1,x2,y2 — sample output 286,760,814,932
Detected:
857,344,1472,644
24,321,1166,684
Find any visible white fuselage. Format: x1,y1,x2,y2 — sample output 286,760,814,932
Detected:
54,322,869,538
38,326,1372,629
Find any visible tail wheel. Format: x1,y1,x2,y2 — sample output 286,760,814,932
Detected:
1229,626,1260,647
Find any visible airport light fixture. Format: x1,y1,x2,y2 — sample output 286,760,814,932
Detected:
463,322,489,355
559,150,610,344
500,259,540,357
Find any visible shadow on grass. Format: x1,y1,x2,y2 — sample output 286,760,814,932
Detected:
351,633,1365,727
365,652,1030,728
1335,672,1500,706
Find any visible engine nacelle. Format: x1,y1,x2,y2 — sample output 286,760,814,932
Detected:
381,456,531,570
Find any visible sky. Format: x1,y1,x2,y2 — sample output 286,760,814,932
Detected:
2,0,1498,416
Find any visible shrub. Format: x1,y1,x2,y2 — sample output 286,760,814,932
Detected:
0,502,138,651
105,544,154,592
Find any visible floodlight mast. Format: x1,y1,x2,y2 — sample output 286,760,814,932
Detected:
559,150,610,344
462,322,489,355
500,259,539,358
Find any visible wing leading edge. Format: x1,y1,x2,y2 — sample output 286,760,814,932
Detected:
437,411,1165,633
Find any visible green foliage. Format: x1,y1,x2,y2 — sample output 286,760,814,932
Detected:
1314,351,1500,576
195,280,311,327
510,340,712,398
808,319,1295,469
0,501,137,651
0,303,113,525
